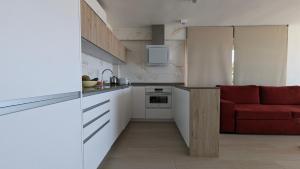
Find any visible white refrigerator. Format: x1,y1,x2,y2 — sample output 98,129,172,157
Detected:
0,1,83,169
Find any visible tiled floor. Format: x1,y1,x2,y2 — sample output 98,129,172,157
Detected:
100,122,300,169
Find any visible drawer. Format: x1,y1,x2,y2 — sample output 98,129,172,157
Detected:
83,111,110,140
83,101,110,124
82,92,110,110
84,119,111,169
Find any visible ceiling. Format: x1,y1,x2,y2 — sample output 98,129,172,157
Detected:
101,0,300,27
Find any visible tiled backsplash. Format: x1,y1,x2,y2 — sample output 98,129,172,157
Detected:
82,52,114,82
119,40,185,83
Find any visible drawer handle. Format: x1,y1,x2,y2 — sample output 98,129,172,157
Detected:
83,99,110,113
83,110,110,128
83,120,110,144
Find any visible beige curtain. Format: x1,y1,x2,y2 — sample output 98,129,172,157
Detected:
233,26,288,86
186,27,234,87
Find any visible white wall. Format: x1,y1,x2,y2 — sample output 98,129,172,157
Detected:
82,53,114,83
287,24,300,85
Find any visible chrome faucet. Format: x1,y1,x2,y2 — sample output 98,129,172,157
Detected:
101,69,113,84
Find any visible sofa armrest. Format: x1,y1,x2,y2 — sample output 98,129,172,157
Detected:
220,99,236,133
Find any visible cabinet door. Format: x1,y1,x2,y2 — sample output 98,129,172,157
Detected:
84,119,111,169
81,0,92,41
0,99,82,169
173,87,190,147
109,90,121,143
125,87,132,124
96,19,108,51
112,34,119,57
118,43,126,62
107,30,113,55
90,10,98,45
132,87,145,119
1,0,81,101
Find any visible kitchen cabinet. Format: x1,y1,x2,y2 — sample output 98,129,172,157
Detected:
1,0,82,101
82,92,112,169
81,0,92,44
172,87,190,147
82,87,132,169
119,42,127,62
80,0,126,63
172,87,220,157
96,19,108,51
110,87,131,140
0,99,82,169
132,87,146,119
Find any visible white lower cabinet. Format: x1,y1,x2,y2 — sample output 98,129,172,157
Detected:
172,87,190,147
0,99,83,169
83,121,111,169
82,87,132,169
131,87,145,119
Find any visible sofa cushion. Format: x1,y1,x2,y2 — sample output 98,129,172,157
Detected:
235,104,293,120
260,86,300,105
220,99,236,132
219,85,260,104
288,105,300,118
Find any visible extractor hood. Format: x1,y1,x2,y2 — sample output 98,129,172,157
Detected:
146,25,169,66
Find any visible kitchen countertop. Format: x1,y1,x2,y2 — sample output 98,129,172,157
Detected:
131,82,184,86
82,85,130,97
174,85,220,91
82,83,219,97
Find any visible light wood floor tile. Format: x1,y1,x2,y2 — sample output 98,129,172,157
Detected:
100,122,300,169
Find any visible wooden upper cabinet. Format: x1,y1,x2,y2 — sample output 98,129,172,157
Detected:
90,11,97,45
80,0,126,62
119,43,126,62
81,0,92,40
107,30,113,54
113,35,119,57
96,19,108,51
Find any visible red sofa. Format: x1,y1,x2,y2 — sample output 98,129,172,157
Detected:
219,85,300,134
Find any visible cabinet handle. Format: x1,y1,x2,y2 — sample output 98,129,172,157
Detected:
83,110,110,128
83,120,110,144
0,91,80,116
83,99,110,113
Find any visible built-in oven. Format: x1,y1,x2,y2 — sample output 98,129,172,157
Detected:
145,87,172,109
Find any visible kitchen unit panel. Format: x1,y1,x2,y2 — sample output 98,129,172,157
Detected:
84,120,111,169
83,102,110,124
132,87,146,119
82,92,110,110
83,111,110,140
81,0,92,41
80,0,126,63
82,87,132,168
0,99,82,169
96,19,109,51
173,87,190,147
0,0,82,101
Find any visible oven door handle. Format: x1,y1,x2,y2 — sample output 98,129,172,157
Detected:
145,92,171,96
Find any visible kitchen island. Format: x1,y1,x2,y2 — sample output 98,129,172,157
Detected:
173,86,220,157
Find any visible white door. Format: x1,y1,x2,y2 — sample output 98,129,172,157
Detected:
0,99,83,169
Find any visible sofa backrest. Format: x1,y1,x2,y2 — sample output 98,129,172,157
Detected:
219,85,260,104
260,86,300,105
